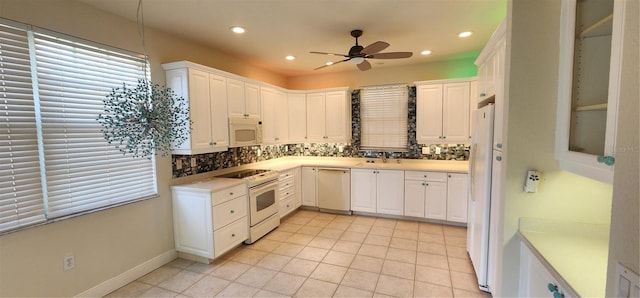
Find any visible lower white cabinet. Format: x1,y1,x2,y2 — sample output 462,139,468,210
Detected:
404,171,447,220
520,242,576,298
351,168,404,215
446,173,469,223
172,182,248,260
301,167,317,207
279,167,302,218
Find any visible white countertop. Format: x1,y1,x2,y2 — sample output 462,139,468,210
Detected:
172,156,469,186
519,217,610,298
171,177,246,192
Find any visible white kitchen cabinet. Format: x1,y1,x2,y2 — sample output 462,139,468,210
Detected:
306,89,350,143
227,78,261,119
287,92,307,143
446,173,468,223
301,167,317,207
172,181,248,261
278,168,301,218
164,66,229,155
416,79,472,144
261,87,288,144
520,242,577,298
404,171,447,220
555,0,624,183
351,168,404,215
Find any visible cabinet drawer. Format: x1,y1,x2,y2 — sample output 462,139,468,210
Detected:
213,195,247,229
279,185,295,200
279,176,294,189
214,216,248,257
279,197,295,218
212,183,247,205
279,169,296,180
405,171,447,182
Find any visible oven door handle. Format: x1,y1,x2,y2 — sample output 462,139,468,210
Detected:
250,180,278,193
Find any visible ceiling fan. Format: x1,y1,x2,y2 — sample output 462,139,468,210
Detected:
311,29,413,71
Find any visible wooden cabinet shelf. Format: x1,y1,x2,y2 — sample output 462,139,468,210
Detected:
574,103,608,111
578,13,613,39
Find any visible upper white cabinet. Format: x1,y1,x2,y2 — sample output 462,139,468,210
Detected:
351,168,404,215
227,78,261,119
287,92,307,143
555,0,624,183
416,79,472,144
260,87,288,144
164,65,229,155
306,89,351,143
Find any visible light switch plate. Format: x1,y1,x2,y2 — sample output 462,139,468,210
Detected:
524,170,541,193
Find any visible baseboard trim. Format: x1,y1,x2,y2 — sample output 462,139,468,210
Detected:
75,249,177,297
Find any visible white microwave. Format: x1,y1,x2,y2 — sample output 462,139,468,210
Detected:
229,117,262,147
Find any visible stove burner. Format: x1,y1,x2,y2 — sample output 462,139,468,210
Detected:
218,169,271,179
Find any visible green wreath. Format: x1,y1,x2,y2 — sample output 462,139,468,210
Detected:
98,79,190,159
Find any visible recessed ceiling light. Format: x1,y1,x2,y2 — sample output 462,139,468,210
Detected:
458,31,473,38
230,26,245,34
421,50,432,55
285,55,295,61
325,62,334,66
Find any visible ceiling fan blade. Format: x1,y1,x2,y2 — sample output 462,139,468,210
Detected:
310,51,349,57
361,41,389,55
367,52,413,59
357,60,371,71
314,58,349,70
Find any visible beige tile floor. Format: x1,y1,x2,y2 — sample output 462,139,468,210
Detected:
106,210,492,297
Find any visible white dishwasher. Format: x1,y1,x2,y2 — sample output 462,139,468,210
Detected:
317,168,351,214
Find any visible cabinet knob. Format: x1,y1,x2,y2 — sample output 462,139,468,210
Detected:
448,174,452,178
209,142,213,145
231,233,235,237
496,156,502,161
424,175,427,178
426,183,429,186
443,136,446,139
230,192,234,195
597,155,615,166
286,204,290,207
496,143,503,149
421,182,425,186
480,93,486,97
230,209,234,214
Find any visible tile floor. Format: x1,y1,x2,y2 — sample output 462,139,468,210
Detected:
106,210,492,297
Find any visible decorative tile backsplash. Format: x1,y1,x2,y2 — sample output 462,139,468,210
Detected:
172,87,470,178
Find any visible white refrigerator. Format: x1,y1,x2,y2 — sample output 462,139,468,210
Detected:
467,103,499,293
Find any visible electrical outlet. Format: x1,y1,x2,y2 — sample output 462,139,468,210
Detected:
524,170,541,193
190,157,196,166
421,146,430,155
338,146,344,153
64,255,75,271
435,147,441,154
257,148,262,156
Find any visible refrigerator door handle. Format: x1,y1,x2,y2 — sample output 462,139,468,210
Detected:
469,145,477,202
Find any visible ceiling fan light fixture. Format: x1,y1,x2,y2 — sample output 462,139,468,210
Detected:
230,26,245,34
458,31,473,38
421,50,432,55
351,57,365,64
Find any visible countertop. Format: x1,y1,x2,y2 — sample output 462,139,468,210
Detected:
172,156,469,186
171,177,246,192
519,217,610,298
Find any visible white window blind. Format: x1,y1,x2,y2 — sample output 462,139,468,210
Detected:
0,22,47,231
33,30,157,218
360,85,408,150
0,18,158,233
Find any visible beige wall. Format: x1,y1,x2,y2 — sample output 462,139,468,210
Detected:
501,0,614,295
0,0,284,296
605,0,639,295
287,57,478,90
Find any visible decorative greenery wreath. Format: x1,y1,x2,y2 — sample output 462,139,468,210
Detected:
98,79,190,159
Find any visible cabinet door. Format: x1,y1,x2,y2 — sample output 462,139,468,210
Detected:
293,167,302,208
376,170,405,215
442,82,471,143
519,243,574,298
187,68,214,152
173,191,214,258
350,169,377,213
446,173,468,223
325,91,349,142
275,90,289,143
288,93,307,143
209,74,229,150
245,83,261,119
404,180,425,217
306,92,326,142
165,68,191,153
227,78,246,118
416,84,443,143
425,181,447,220
301,167,317,206
260,87,278,143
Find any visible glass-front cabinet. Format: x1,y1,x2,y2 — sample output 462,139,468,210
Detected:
556,0,625,183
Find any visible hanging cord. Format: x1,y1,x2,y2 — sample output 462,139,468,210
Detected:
136,0,150,79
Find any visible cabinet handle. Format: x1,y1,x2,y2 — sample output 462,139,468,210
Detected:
448,174,451,178
421,182,425,186
424,175,427,178
496,143,502,149
426,183,429,186
209,142,213,145
597,155,615,166
480,93,486,97
442,136,446,139
496,156,502,161
547,283,564,298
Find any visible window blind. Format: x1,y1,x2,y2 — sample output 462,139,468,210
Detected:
32,30,157,218
360,85,408,150
0,22,46,231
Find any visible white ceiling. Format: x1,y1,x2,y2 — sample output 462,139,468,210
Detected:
78,0,506,77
